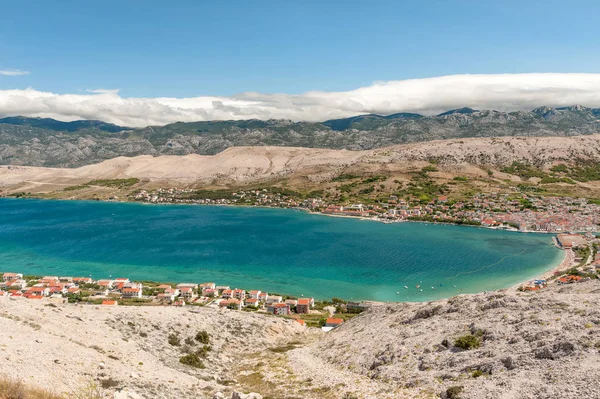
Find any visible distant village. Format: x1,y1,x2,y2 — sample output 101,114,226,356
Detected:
130,188,600,234
0,273,365,329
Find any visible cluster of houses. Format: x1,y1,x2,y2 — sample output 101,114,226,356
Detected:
0,273,143,300
129,185,600,234
0,273,320,316
193,283,316,315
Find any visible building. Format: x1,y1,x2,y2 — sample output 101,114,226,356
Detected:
157,292,176,302
245,298,260,308
296,298,314,314
556,234,587,249
266,295,282,304
258,292,269,302
101,300,118,306
285,299,298,307
2,273,23,282
122,287,142,299
26,286,49,297
267,303,290,315
233,289,246,300
200,282,216,290
248,290,261,299
324,318,344,328
221,289,233,299
557,275,583,284
97,280,114,289
220,299,242,310
180,287,197,300
176,283,198,290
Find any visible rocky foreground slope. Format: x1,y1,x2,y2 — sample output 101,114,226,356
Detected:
302,280,600,399
2,280,600,399
1,105,599,167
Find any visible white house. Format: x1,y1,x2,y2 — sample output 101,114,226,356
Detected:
266,295,282,304
248,290,261,299
122,287,142,299
2,273,23,282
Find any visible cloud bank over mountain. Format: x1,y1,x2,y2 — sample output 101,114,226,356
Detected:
1,73,600,127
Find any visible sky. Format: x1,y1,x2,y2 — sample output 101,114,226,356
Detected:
1,0,600,126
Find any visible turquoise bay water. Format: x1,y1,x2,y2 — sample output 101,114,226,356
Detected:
0,198,562,302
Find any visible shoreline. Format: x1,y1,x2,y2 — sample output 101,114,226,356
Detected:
2,195,561,236
0,197,569,303
508,248,573,292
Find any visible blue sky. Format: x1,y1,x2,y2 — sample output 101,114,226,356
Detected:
1,0,599,97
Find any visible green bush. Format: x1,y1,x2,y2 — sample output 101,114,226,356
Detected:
195,330,210,344
454,334,481,350
471,369,484,378
179,353,205,369
168,333,180,346
445,386,464,399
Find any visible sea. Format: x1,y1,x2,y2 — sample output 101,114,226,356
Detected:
0,198,563,302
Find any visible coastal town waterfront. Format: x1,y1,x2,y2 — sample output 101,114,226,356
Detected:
130,187,600,233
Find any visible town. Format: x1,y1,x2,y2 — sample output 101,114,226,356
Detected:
130,188,600,233
0,272,366,330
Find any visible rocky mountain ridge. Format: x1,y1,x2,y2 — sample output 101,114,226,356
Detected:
1,105,599,167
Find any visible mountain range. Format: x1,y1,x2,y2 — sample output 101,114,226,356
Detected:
1,105,599,167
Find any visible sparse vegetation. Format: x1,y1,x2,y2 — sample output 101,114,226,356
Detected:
168,333,181,346
64,178,140,191
194,330,210,344
445,385,464,399
179,353,205,368
454,334,481,350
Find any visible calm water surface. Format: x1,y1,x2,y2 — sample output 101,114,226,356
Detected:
0,198,563,301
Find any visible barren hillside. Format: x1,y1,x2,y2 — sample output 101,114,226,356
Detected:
0,134,599,184
2,280,600,399
2,135,600,200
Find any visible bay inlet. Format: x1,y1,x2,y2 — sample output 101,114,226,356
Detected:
0,198,563,302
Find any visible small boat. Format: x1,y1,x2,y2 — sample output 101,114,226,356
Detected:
416,285,420,289
396,291,400,294
404,286,408,289
431,287,435,290
419,289,423,292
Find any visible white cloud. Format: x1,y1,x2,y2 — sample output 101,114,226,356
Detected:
0,69,30,76
1,73,600,127
85,88,121,95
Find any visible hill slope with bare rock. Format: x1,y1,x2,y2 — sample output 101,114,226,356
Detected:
2,135,600,201
291,280,600,399
2,280,600,398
